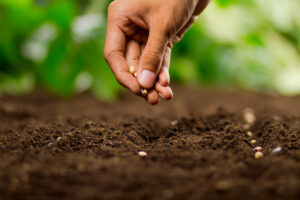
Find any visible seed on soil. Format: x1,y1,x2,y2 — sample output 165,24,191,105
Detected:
141,89,148,97
272,115,282,121
171,120,178,126
56,137,62,141
254,146,263,151
271,146,282,154
138,151,147,157
255,152,263,159
243,108,256,125
48,142,53,147
246,131,253,137
250,139,257,144
129,66,136,75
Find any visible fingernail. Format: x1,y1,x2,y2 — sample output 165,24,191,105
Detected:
138,69,155,88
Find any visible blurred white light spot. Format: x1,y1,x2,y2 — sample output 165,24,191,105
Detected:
22,43,47,62
75,72,92,93
21,23,57,62
200,3,249,43
276,68,300,95
72,14,103,42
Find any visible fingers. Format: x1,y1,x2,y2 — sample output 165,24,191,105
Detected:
137,27,168,89
158,46,171,87
146,89,159,105
155,82,173,100
125,40,141,68
104,15,140,95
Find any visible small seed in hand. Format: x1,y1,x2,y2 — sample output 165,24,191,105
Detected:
138,151,147,157
129,66,136,75
254,146,263,151
255,152,263,159
250,139,257,144
141,89,148,97
134,72,137,77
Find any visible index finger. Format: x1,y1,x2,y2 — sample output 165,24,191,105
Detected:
104,14,141,95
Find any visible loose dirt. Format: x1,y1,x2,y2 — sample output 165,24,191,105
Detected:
0,85,299,200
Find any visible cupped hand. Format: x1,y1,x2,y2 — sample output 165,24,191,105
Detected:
104,0,209,105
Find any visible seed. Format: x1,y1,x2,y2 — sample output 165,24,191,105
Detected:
141,89,148,97
171,120,178,126
255,152,263,159
48,142,53,147
254,146,263,151
129,66,136,75
57,137,61,141
246,131,253,137
134,72,137,77
243,108,256,125
250,139,257,144
271,146,282,154
138,151,147,157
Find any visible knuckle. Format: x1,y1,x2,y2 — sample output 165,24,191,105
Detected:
107,1,117,12
107,2,130,27
114,14,131,28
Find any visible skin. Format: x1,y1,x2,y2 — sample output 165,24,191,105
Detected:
104,0,210,105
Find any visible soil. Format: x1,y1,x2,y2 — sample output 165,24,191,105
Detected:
0,85,299,200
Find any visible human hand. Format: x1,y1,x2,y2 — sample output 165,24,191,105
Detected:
104,0,209,105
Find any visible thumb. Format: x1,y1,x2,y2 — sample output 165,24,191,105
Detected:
138,28,168,89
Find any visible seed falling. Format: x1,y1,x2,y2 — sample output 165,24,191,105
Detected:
271,146,282,154
141,89,148,97
246,131,253,137
171,120,178,126
255,152,263,159
243,108,256,125
250,139,257,144
254,146,263,151
138,151,147,157
129,66,136,75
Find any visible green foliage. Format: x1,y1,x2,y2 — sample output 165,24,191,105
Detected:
0,0,300,99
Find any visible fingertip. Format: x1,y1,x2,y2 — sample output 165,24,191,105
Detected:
159,76,169,87
137,69,156,89
115,71,141,95
159,68,170,87
147,90,159,105
164,87,174,100
128,83,141,95
155,83,173,100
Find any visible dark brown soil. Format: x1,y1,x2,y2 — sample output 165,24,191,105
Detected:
0,85,299,200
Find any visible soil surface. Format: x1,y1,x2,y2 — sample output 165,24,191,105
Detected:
0,85,299,200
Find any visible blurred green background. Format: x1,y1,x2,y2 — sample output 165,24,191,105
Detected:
0,0,300,100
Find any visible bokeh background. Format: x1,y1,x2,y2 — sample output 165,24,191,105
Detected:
0,0,300,100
